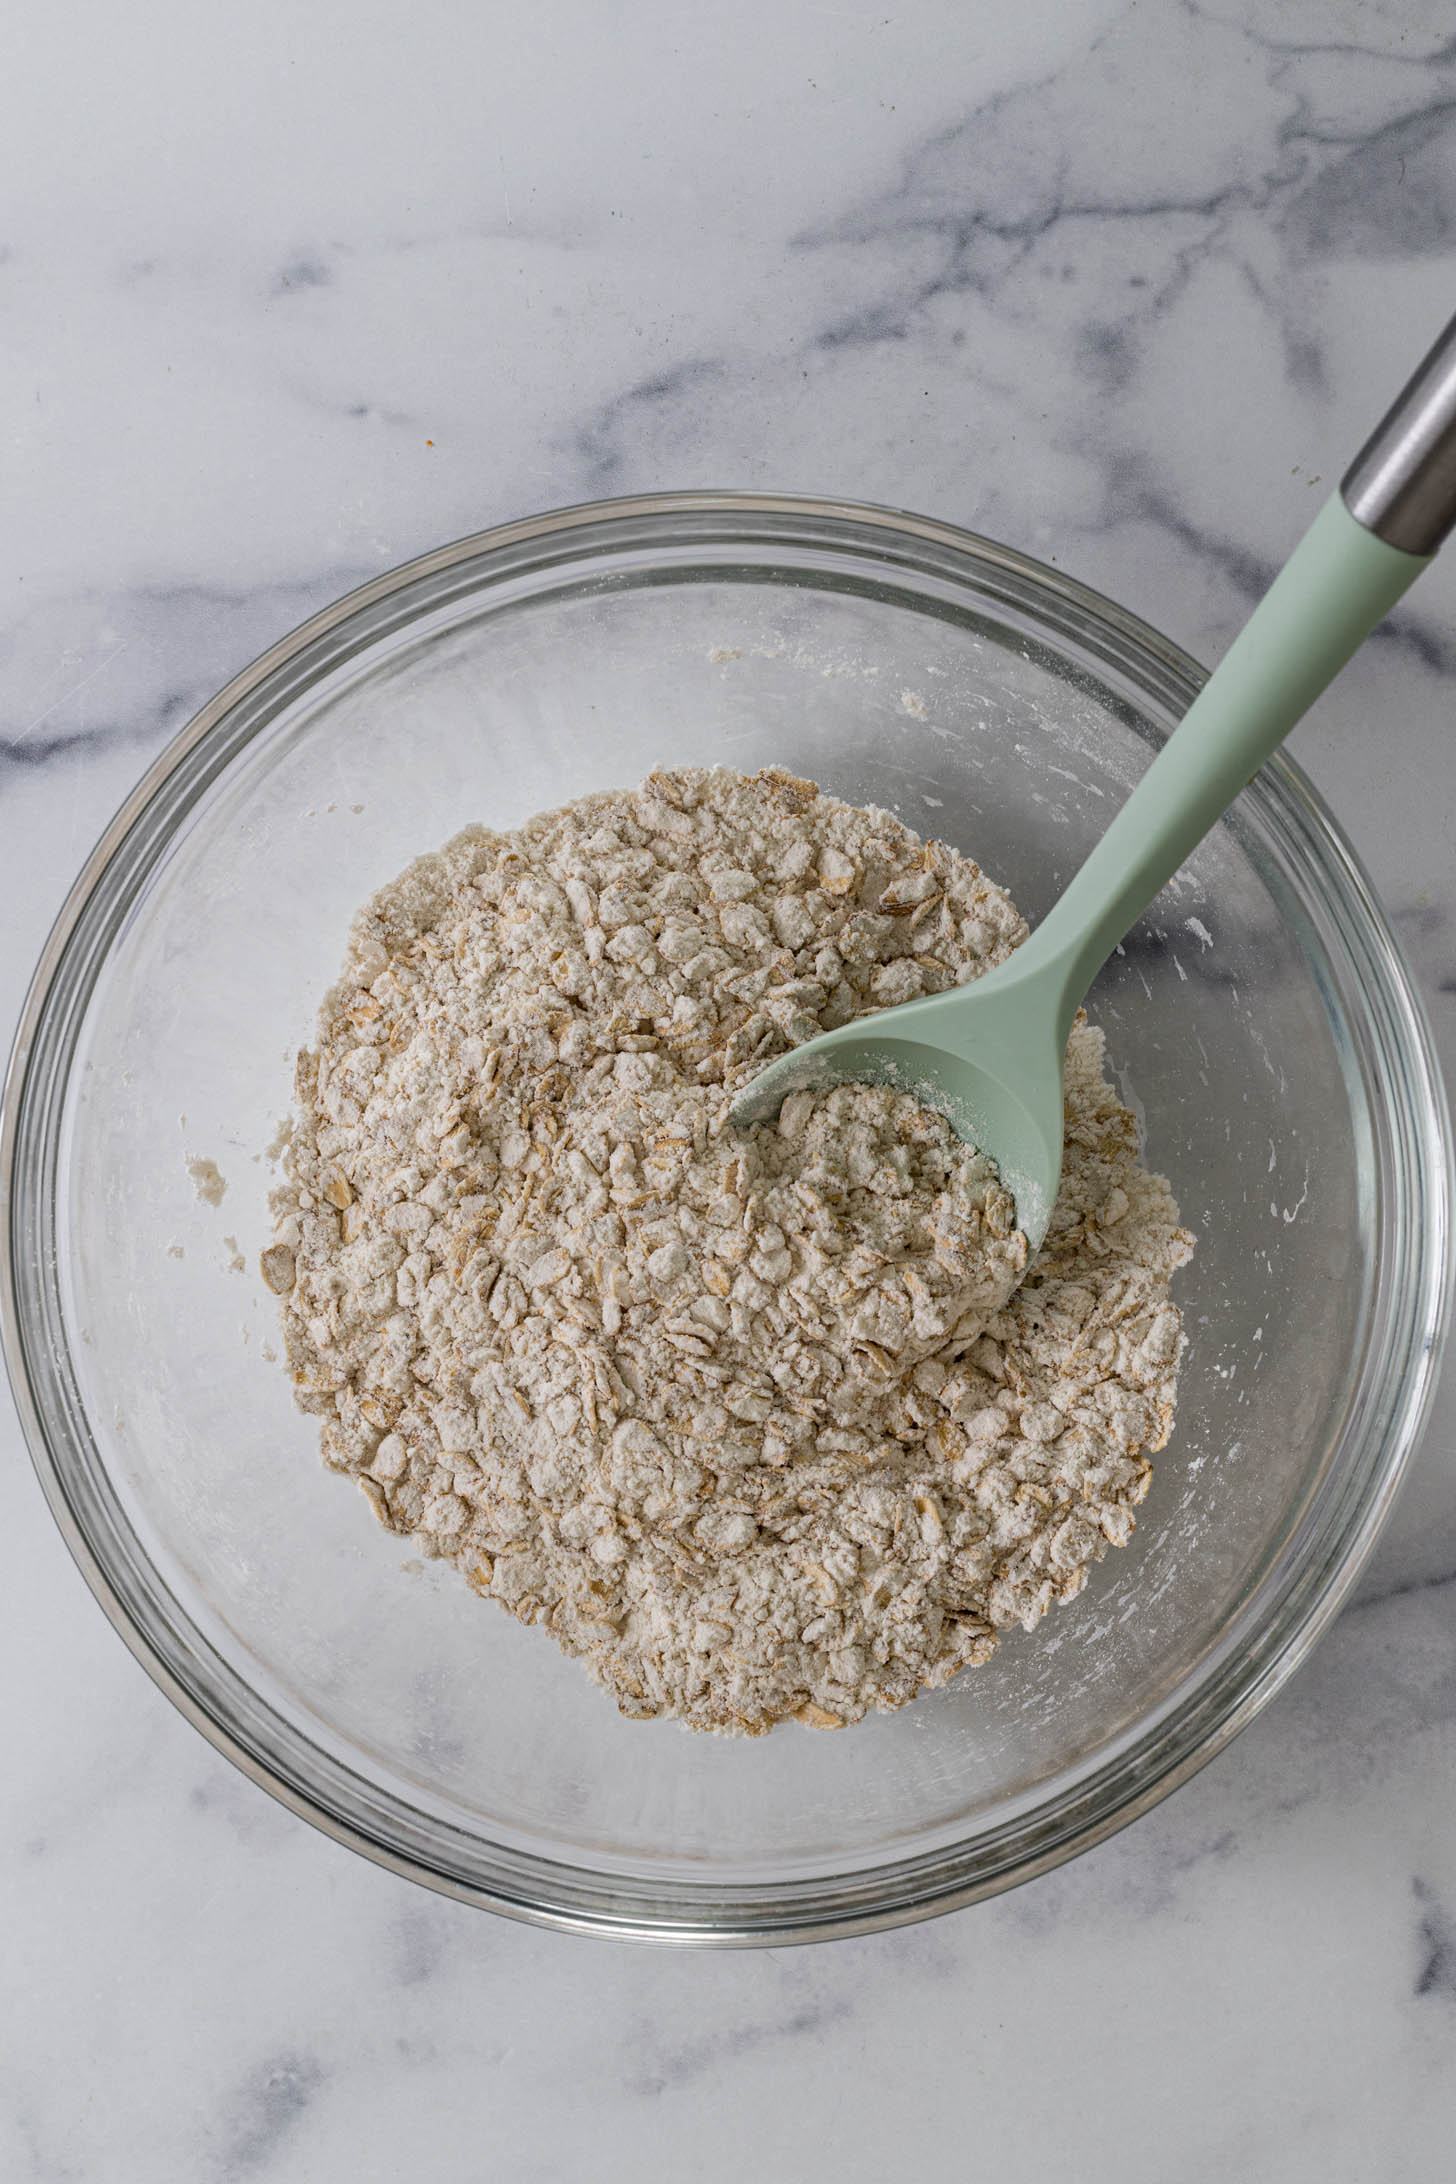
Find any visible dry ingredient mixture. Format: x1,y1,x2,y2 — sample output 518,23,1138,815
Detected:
265,766,1193,1734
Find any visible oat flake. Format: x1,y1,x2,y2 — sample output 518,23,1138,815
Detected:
266,766,1192,1734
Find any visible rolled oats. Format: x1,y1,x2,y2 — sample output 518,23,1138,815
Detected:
267,766,1192,1734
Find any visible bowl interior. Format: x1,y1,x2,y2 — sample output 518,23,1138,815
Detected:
16,506,1435,1931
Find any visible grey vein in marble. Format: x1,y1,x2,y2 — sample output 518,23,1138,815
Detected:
214,2054,326,2179
1412,1877,1456,2002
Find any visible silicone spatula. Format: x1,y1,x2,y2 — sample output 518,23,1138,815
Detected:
730,316,1456,1246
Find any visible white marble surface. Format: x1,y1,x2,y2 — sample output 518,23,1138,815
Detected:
5,2,1456,2174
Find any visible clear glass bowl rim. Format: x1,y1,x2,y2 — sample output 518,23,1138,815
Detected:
3,489,1451,1946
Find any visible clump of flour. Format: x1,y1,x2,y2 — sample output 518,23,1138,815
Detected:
266,766,1192,1733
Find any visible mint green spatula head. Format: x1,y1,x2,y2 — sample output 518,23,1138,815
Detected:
732,315,1456,1246
727,959,1071,1246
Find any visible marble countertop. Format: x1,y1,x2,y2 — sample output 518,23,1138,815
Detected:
5,2,1456,2175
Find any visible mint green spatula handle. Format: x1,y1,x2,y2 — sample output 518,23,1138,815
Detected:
1026,310,1456,1034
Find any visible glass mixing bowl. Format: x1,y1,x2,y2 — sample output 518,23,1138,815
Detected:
4,494,1449,1944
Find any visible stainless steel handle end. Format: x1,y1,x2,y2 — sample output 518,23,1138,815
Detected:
1341,311,1456,556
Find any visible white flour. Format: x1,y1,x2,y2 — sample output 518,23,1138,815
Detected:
265,767,1192,1734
